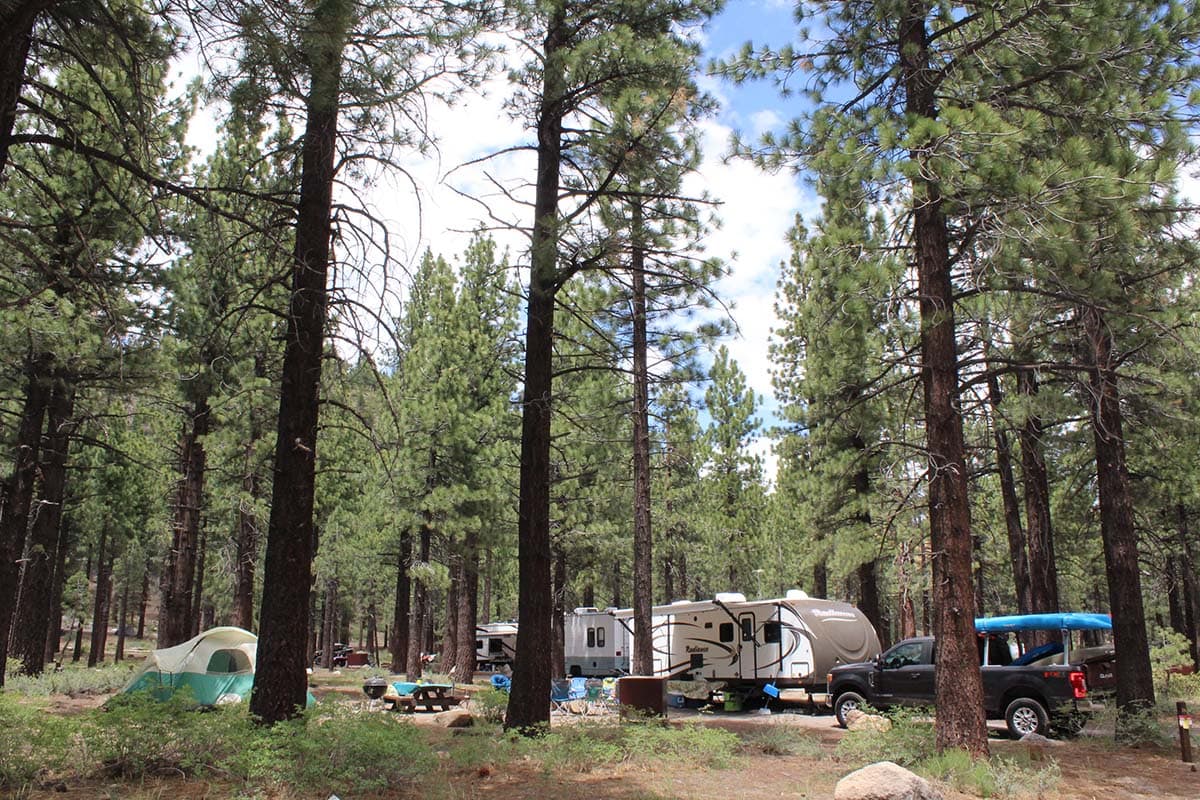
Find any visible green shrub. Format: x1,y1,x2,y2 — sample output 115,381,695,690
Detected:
738,725,825,758
835,706,937,767
3,663,136,697
80,689,240,778
471,687,510,724
530,719,740,773
988,755,1061,798
282,703,435,792
918,749,997,797
0,695,74,788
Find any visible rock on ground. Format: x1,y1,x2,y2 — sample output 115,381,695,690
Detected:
845,709,893,733
834,761,944,800
435,709,474,728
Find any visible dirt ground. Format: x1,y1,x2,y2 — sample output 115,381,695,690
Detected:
18,685,1200,800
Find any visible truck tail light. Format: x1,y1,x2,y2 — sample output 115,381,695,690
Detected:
1069,671,1087,699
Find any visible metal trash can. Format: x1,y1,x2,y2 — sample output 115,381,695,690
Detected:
617,676,667,717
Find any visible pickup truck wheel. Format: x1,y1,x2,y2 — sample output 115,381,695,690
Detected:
834,691,866,728
1005,698,1049,738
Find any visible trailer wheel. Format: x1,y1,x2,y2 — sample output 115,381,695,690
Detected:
834,691,866,728
1005,698,1049,738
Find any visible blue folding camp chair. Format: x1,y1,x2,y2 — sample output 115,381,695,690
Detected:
490,673,512,693
550,678,572,713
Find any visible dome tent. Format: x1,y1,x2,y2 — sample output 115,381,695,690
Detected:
121,626,258,707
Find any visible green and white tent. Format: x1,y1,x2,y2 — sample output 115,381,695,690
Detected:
122,626,257,706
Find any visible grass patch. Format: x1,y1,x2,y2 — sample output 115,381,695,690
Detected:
3,662,137,696
739,724,825,758
835,706,937,767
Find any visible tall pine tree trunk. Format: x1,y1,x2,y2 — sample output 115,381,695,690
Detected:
985,365,1033,644
45,520,73,664
454,529,478,678
552,542,566,679
250,0,349,725
406,519,432,679
320,579,337,669
88,526,110,667
0,359,51,686
190,524,208,637
443,554,459,671
233,443,261,631
1080,303,1154,727
160,400,209,647
1177,506,1200,670
136,562,149,639
900,1,986,755
630,202,654,675
14,377,74,675
506,1,566,733
1017,367,1059,622
115,580,130,662
390,532,411,672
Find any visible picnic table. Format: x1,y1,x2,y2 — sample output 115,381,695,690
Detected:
386,682,462,713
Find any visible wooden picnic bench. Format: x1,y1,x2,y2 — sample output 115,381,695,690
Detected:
385,682,462,713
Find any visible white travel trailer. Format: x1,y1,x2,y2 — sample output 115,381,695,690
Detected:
475,621,518,670
564,607,631,677
613,590,880,695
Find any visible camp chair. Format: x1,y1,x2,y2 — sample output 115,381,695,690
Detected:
490,673,512,693
584,678,611,714
550,679,572,713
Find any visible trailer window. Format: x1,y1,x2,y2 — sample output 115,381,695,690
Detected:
719,622,734,642
741,618,754,642
587,628,596,648
596,627,605,647
763,621,781,644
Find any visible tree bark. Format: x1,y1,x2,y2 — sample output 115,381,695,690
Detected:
454,528,478,678
851,438,882,639
1080,303,1155,727
630,201,654,675
984,365,1033,641
320,579,337,669
233,442,261,631
1177,506,1200,670
159,399,209,647
552,542,566,679
136,561,149,640
14,377,75,675
45,520,73,664
0,1,56,177
88,526,110,667
900,0,987,755
115,580,130,662
406,516,432,679
505,0,565,733
190,523,207,638
0,358,52,686
389,532,411,672
249,0,348,725
1017,366,1059,624
443,552,459,671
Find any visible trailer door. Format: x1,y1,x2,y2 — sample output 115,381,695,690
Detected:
738,612,757,679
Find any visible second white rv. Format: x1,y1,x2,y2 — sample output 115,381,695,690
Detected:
564,607,631,677
613,590,880,695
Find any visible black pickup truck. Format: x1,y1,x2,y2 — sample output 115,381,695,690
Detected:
827,635,1092,737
